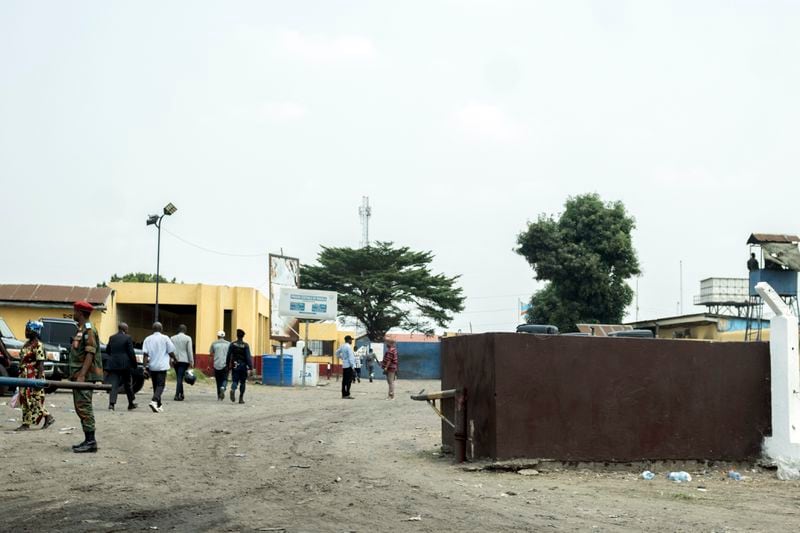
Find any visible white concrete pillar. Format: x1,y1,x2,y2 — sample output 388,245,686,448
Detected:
757,282,800,479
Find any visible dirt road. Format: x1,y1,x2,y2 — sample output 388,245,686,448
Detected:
2,378,800,532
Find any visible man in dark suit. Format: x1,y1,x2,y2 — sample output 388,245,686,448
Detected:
106,322,138,411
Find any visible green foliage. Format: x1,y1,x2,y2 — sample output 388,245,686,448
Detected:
301,242,465,341
515,193,640,332
98,273,178,287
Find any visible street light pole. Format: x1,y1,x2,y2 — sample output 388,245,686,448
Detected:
155,216,162,322
147,203,177,324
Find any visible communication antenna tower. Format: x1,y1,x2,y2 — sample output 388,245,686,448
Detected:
359,196,372,248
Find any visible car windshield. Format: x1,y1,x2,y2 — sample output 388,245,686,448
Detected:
0,318,15,339
42,321,77,346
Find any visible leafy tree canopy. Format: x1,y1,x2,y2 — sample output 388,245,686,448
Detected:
97,273,178,287
515,193,640,332
301,242,465,341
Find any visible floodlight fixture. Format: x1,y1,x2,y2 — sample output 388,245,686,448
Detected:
146,202,178,322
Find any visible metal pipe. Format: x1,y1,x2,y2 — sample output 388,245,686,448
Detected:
410,388,468,463
0,376,112,391
454,389,468,463
411,389,459,401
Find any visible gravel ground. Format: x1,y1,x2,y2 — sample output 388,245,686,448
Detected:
2,378,800,532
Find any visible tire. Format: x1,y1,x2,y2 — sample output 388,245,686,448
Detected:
0,364,8,396
131,373,144,394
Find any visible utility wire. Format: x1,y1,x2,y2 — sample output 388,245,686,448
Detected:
163,228,269,258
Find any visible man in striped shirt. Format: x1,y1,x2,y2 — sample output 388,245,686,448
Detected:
382,339,398,400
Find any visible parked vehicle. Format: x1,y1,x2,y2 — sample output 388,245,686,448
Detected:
0,317,23,396
516,324,559,335
1,317,62,395
4,317,146,394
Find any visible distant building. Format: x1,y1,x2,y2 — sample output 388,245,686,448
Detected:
0,284,113,340
627,313,770,341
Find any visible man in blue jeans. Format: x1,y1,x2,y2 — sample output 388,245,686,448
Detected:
227,329,252,404
336,335,356,399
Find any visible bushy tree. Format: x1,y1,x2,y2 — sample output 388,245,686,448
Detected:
301,242,465,340
515,193,640,332
98,273,177,287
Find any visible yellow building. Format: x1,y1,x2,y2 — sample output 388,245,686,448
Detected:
301,322,356,363
109,282,270,354
0,283,355,365
0,284,114,342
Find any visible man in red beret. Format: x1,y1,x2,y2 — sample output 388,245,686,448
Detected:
69,300,104,453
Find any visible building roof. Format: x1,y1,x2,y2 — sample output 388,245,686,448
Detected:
0,284,112,308
747,233,800,245
627,313,768,329
385,332,440,343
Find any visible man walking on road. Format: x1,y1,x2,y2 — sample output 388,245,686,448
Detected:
209,330,230,400
170,324,194,401
142,322,176,413
227,329,252,404
365,347,379,383
336,335,356,399
105,322,138,411
382,339,399,400
69,300,104,452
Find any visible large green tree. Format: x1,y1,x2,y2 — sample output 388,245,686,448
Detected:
97,273,177,287
301,242,465,341
515,193,640,332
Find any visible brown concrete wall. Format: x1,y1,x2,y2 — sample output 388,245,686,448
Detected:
441,333,771,462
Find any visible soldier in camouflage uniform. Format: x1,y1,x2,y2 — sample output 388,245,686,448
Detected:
16,320,55,431
69,300,104,453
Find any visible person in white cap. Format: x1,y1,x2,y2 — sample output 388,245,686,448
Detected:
209,330,230,400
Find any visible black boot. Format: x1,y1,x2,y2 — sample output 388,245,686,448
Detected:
74,431,97,453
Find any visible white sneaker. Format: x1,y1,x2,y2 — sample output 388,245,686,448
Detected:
157,405,164,413
149,401,159,413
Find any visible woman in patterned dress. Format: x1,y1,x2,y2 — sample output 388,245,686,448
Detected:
15,320,55,431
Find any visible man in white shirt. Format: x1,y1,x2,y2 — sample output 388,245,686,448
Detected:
335,335,356,400
142,322,176,413
170,324,194,402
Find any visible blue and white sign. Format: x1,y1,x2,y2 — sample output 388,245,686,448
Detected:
278,288,338,320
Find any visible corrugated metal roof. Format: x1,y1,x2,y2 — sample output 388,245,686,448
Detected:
0,284,112,306
747,233,800,245
576,324,633,336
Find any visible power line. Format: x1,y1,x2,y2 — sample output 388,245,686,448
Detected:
162,228,269,258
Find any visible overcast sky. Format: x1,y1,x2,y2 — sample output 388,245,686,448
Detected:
1,1,798,333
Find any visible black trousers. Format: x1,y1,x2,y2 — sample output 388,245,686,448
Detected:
342,367,353,397
107,369,135,406
150,370,167,406
214,368,228,394
174,362,189,397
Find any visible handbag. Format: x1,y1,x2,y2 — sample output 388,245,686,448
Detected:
9,391,20,409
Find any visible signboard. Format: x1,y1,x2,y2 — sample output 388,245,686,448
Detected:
269,254,300,340
278,288,338,320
